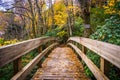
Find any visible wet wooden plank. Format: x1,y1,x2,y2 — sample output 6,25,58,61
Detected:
68,43,109,80
0,37,57,67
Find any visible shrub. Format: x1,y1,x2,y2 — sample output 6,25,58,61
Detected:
0,38,18,47
90,8,110,32
45,27,68,43
73,17,84,36
85,14,120,79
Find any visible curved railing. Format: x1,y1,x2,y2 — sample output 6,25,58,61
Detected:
0,36,58,80
1,36,120,80
68,37,120,80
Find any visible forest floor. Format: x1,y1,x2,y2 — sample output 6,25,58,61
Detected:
32,46,90,80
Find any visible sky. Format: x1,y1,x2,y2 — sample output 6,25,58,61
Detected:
0,0,55,11
0,0,14,11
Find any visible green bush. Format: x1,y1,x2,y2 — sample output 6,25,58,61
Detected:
0,38,18,47
90,8,110,32
45,28,58,37
0,38,4,46
73,17,84,36
0,49,39,80
84,50,100,78
0,63,13,80
91,14,120,45
85,14,120,79
45,27,68,43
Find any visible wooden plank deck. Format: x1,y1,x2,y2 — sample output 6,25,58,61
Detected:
32,46,89,80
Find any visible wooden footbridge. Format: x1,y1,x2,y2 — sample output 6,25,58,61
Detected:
0,37,120,80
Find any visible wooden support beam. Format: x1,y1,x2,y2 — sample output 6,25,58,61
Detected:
37,46,43,67
100,57,105,73
100,57,110,76
13,57,22,75
82,46,85,54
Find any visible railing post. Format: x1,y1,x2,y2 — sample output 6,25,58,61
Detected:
37,46,43,67
82,46,86,54
13,57,22,74
82,45,86,66
100,57,110,76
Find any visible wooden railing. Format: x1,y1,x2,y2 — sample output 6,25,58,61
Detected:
0,37,58,80
68,37,120,80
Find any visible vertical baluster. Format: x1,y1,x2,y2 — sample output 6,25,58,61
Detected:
82,46,86,54
13,57,22,75
37,46,43,67
100,57,110,76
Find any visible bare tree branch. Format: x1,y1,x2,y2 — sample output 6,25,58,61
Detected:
3,11,33,20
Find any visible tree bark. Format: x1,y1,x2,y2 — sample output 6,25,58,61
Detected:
50,0,55,29
64,0,72,37
28,0,36,38
78,0,91,37
35,0,45,35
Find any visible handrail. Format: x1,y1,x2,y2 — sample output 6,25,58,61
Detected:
0,37,57,67
68,37,120,80
11,43,58,80
0,36,58,80
68,43,109,80
68,37,120,69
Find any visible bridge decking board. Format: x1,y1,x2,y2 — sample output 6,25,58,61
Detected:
32,46,89,80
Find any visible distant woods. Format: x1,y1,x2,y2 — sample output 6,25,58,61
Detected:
0,0,107,40
0,0,90,40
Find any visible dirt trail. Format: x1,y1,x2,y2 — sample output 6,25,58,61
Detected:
32,46,90,80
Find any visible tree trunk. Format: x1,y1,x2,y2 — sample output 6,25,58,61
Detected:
28,0,36,38
64,0,72,37
50,0,55,29
35,0,45,35
78,0,91,37
71,0,75,33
